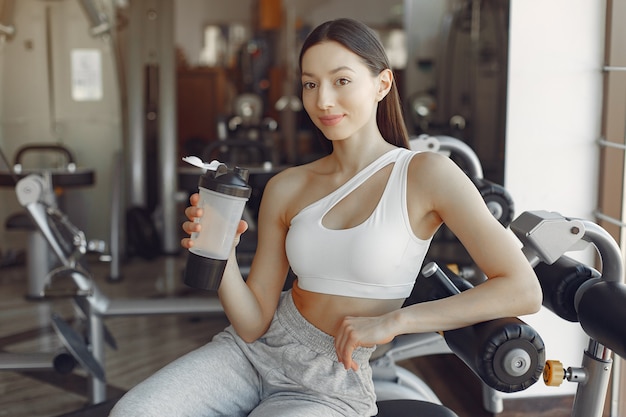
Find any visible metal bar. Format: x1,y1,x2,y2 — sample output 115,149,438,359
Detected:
580,219,625,283
44,5,59,139
611,359,621,417
104,297,223,317
594,210,626,229
108,151,122,280
281,3,298,164
0,352,62,371
88,308,106,404
157,0,178,254
598,137,626,151
604,66,626,72
382,333,450,363
126,0,146,207
482,384,503,414
572,341,613,417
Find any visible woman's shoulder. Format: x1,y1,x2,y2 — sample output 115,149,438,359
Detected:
260,159,328,222
267,159,320,188
262,158,327,204
406,150,472,192
408,150,457,174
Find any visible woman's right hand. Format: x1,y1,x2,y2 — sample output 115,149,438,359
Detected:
181,193,202,249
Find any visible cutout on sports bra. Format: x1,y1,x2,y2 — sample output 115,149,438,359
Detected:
321,163,394,230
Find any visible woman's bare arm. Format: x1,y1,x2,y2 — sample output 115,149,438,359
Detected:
334,152,542,370
181,173,294,343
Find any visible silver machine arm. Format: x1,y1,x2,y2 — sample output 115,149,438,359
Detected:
510,210,625,417
15,175,81,267
16,174,109,309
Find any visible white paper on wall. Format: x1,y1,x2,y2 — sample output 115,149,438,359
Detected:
71,49,102,101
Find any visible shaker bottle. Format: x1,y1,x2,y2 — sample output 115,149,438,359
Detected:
183,162,252,290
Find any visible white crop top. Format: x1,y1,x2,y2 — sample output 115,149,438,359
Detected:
285,148,433,299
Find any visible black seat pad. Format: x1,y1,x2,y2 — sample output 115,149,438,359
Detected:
5,212,35,230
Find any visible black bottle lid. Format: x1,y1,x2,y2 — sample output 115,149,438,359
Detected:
198,164,252,198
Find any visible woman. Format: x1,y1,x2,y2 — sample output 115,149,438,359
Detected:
110,18,541,417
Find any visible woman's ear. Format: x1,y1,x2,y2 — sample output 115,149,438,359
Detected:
376,69,393,102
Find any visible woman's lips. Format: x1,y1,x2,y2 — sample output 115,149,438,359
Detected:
319,115,344,126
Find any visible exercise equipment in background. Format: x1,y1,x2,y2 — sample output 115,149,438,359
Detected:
11,173,224,405
408,0,510,185
0,143,96,299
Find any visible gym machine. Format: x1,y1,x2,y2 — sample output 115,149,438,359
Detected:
512,210,625,417
10,173,224,404
1,143,96,299
373,209,625,417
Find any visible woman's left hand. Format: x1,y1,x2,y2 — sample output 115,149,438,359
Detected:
334,315,396,371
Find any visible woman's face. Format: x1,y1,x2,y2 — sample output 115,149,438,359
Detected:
300,41,389,143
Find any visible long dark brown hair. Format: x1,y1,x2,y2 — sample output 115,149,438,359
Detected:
298,18,410,150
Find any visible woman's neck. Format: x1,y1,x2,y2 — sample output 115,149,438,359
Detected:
328,137,397,175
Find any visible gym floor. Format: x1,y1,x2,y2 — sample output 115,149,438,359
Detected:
0,252,580,417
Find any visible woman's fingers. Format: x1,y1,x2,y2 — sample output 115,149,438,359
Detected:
232,220,249,247
180,237,193,249
334,318,361,371
181,201,248,252
335,315,395,372
237,220,249,235
184,193,202,221
181,193,202,249
184,206,203,222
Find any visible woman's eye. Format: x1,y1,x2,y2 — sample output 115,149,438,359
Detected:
336,78,350,86
302,81,316,90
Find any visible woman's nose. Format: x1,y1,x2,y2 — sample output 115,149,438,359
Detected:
316,84,334,109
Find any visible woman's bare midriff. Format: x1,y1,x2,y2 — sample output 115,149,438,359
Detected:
291,280,405,337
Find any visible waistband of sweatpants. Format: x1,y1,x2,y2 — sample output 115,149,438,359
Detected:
278,290,375,365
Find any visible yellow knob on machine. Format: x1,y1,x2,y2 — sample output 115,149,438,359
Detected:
543,360,565,386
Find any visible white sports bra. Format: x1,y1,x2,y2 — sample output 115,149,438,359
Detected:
285,148,432,299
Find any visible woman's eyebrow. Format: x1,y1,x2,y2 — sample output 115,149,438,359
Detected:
301,66,356,78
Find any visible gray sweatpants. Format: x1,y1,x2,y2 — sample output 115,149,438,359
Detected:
109,290,378,417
